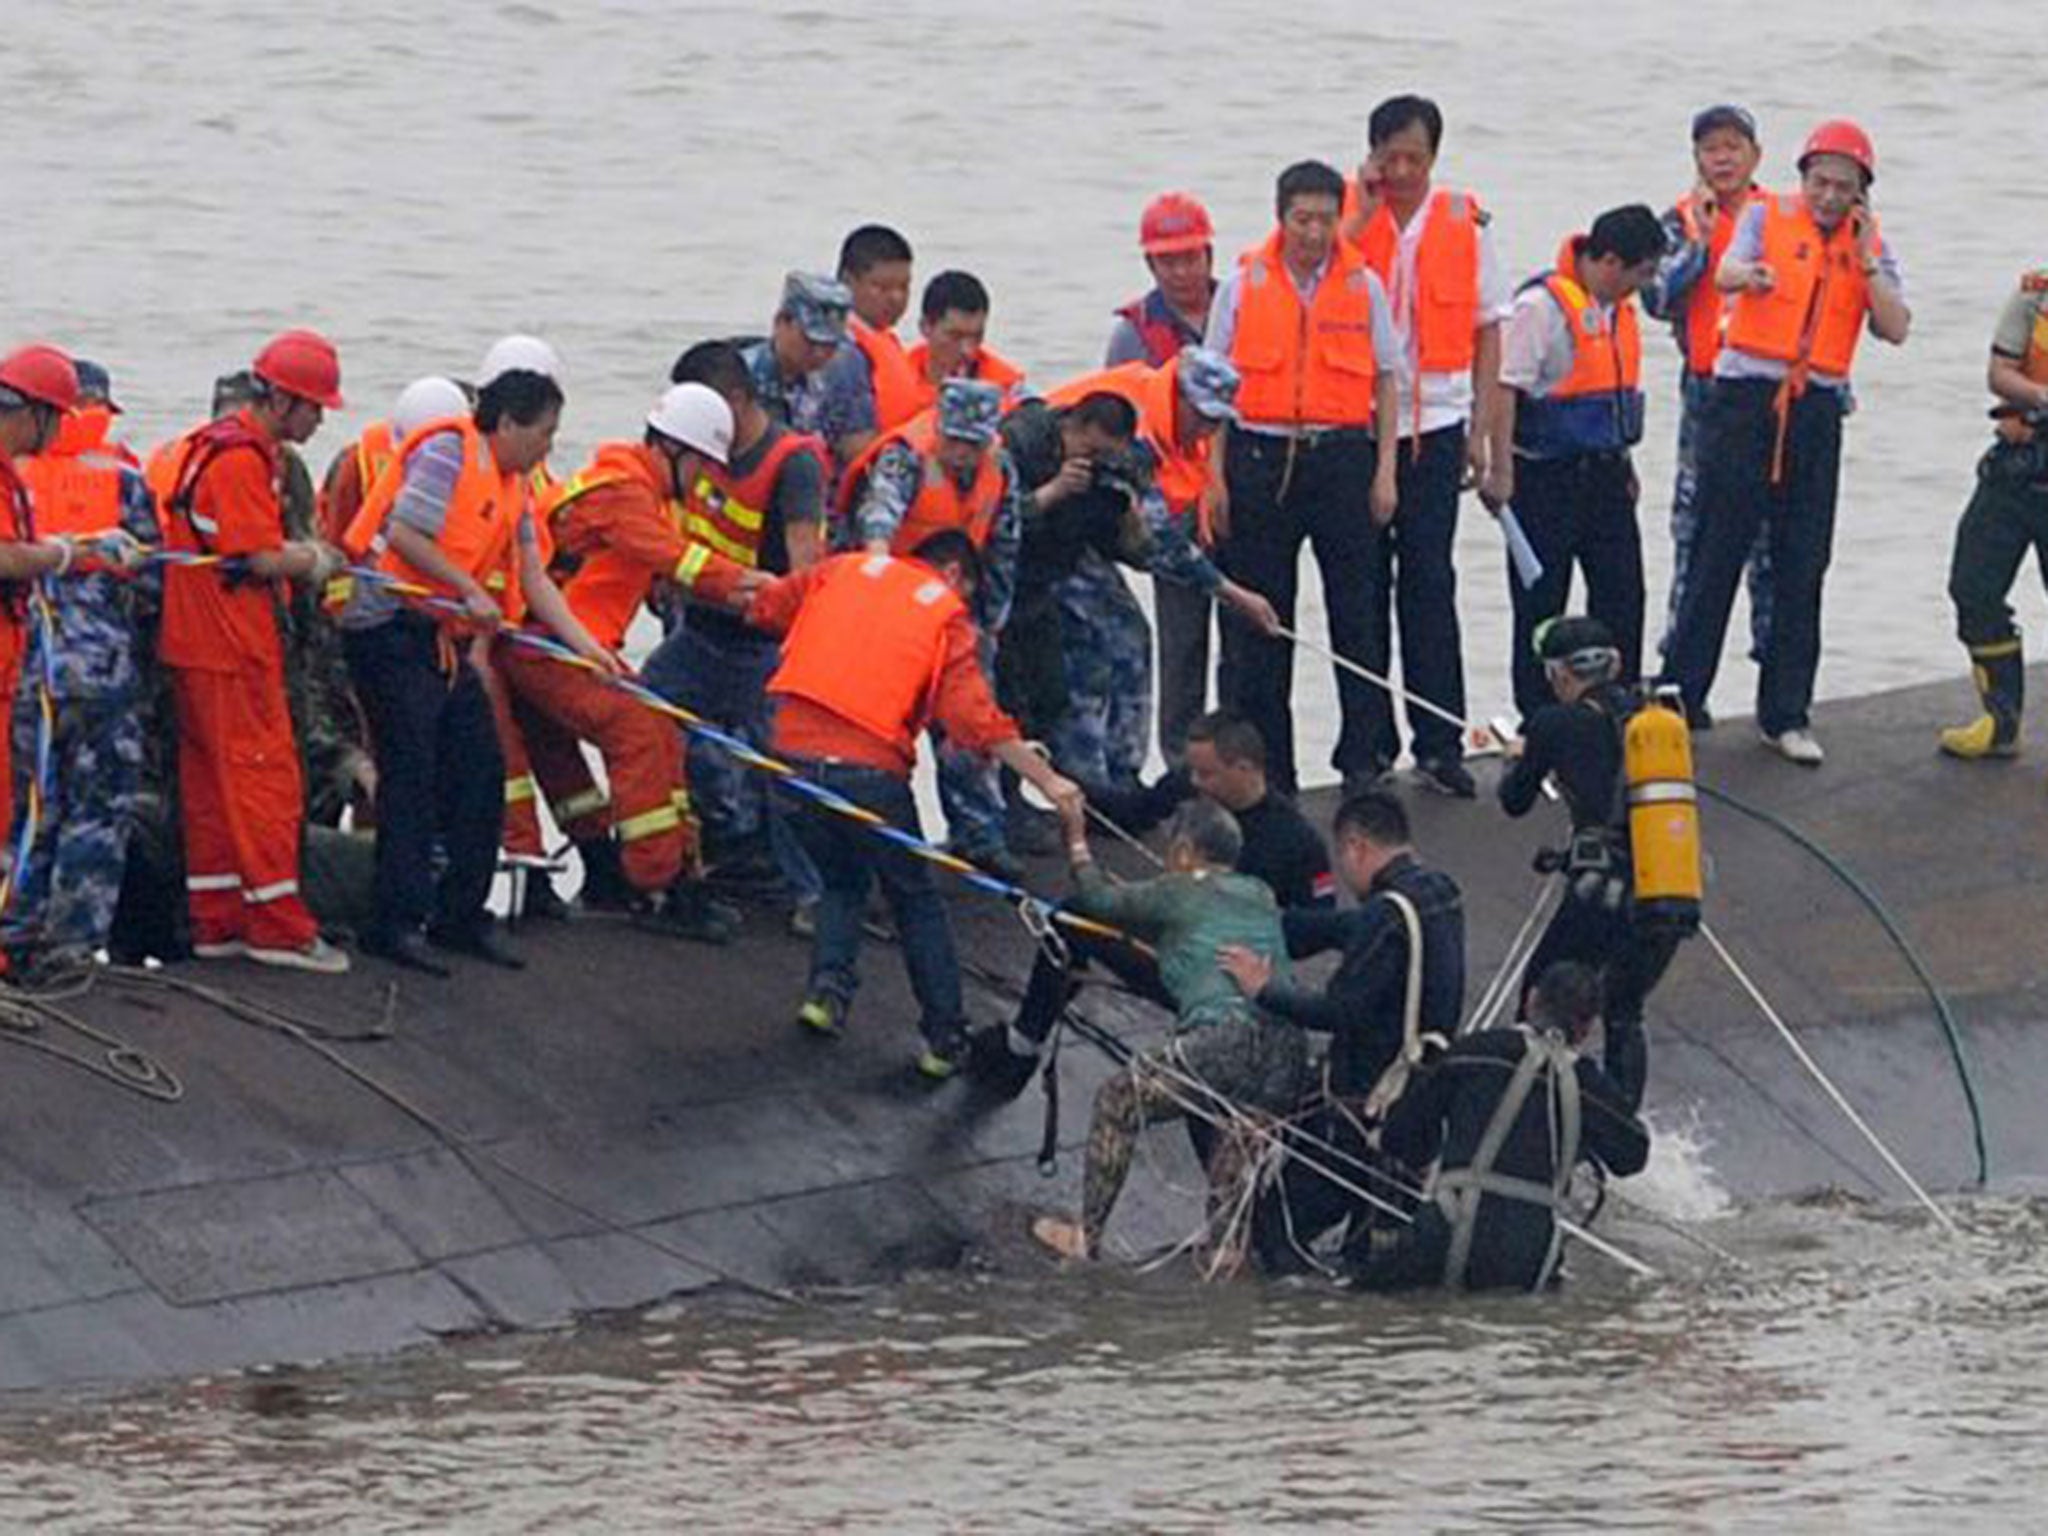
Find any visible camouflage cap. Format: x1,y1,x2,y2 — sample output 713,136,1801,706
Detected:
1175,345,1241,421
937,378,1003,444
779,270,853,345
72,358,120,412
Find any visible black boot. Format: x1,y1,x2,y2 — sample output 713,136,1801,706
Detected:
576,837,640,912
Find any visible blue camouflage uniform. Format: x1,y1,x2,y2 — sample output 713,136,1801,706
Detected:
5,459,161,961
740,271,867,448
1642,182,1775,670
853,380,1024,858
999,395,1226,788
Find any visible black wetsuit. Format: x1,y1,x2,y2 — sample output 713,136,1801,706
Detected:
1499,684,1683,1112
1352,1026,1648,1292
1249,854,1466,1272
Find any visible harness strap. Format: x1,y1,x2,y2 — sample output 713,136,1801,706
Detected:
1534,1034,1583,1290
1438,1029,1556,1290
1360,891,1427,1124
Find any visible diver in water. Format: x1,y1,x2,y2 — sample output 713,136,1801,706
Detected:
1353,960,1648,1293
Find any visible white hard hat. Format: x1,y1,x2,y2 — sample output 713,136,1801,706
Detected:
646,382,734,465
390,375,469,439
477,334,563,390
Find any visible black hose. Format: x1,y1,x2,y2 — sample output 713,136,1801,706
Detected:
1697,780,1990,1186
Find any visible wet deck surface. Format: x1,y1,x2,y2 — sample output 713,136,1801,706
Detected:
1,669,2042,1391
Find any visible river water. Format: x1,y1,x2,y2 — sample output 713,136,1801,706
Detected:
6,0,2048,1528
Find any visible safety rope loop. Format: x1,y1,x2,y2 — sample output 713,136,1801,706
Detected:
1018,895,1071,972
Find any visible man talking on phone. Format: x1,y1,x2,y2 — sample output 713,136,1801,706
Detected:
1662,119,1909,766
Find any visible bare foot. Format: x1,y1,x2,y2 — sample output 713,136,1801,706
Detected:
1030,1214,1092,1261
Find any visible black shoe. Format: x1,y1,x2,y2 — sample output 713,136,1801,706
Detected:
520,876,575,923
361,928,452,977
660,883,742,945
1415,755,1478,799
966,1024,1041,1101
1341,759,1396,801
426,923,526,970
574,838,642,913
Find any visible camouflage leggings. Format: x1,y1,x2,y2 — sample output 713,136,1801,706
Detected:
1080,1019,1306,1253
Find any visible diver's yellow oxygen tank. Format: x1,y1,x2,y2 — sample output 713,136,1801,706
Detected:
1625,688,1703,932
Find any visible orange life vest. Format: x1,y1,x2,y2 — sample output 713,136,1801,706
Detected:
1351,187,1484,374
878,344,1027,432
46,404,137,466
1673,187,1774,376
343,415,535,623
853,318,922,432
1512,237,1645,458
1721,195,1875,379
768,552,966,758
148,412,289,670
1229,228,1381,428
835,411,1007,551
1044,358,1211,518
20,417,127,538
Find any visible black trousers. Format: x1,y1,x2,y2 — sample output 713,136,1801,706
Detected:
1948,447,2048,649
1217,426,1387,793
344,615,504,942
1519,891,1681,1114
1013,928,1172,1049
1665,377,1844,735
1507,450,1644,723
1371,424,1470,761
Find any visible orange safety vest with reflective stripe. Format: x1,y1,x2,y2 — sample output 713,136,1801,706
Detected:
1512,237,1645,458
768,552,966,758
1721,195,1875,379
341,415,536,623
835,411,1007,551
1351,186,1485,374
1043,357,1211,519
878,344,1027,432
1229,228,1381,428
1673,188,1774,376
685,428,822,570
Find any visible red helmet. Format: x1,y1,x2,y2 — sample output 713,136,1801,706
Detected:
0,343,81,413
1140,192,1214,256
1798,119,1876,183
252,328,345,409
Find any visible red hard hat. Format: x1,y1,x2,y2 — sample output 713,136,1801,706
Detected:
252,328,345,409
0,343,81,413
1140,192,1215,256
1798,119,1876,183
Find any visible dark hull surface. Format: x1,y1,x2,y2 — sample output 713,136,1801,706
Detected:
1,671,2040,1391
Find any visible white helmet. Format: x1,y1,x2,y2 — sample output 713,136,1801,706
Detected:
477,334,562,390
646,382,733,465
390,375,469,439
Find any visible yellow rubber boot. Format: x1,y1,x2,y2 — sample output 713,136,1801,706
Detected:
1939,643,2023,759
1939,714,2019,759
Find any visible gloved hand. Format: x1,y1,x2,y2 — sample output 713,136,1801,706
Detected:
294,540,344,585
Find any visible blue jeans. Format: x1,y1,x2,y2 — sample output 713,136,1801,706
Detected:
779,761,965,1048
642,616,818,901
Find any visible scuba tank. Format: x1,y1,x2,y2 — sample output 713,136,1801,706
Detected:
1623,684,1703,933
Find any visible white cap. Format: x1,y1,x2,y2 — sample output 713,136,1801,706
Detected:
477,334,563,390
390,376,469,439
646,382,734,465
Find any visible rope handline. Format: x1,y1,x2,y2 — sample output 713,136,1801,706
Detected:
1699,921,1959,1236
1696,780,1989,1186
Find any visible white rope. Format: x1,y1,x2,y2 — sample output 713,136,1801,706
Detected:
1271,623,1485,739
1463,880,1558,1037
1700,921,1959,1237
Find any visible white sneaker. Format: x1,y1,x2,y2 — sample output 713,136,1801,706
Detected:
190,938,247,960
245,936,352,975
1763,728,1825,766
